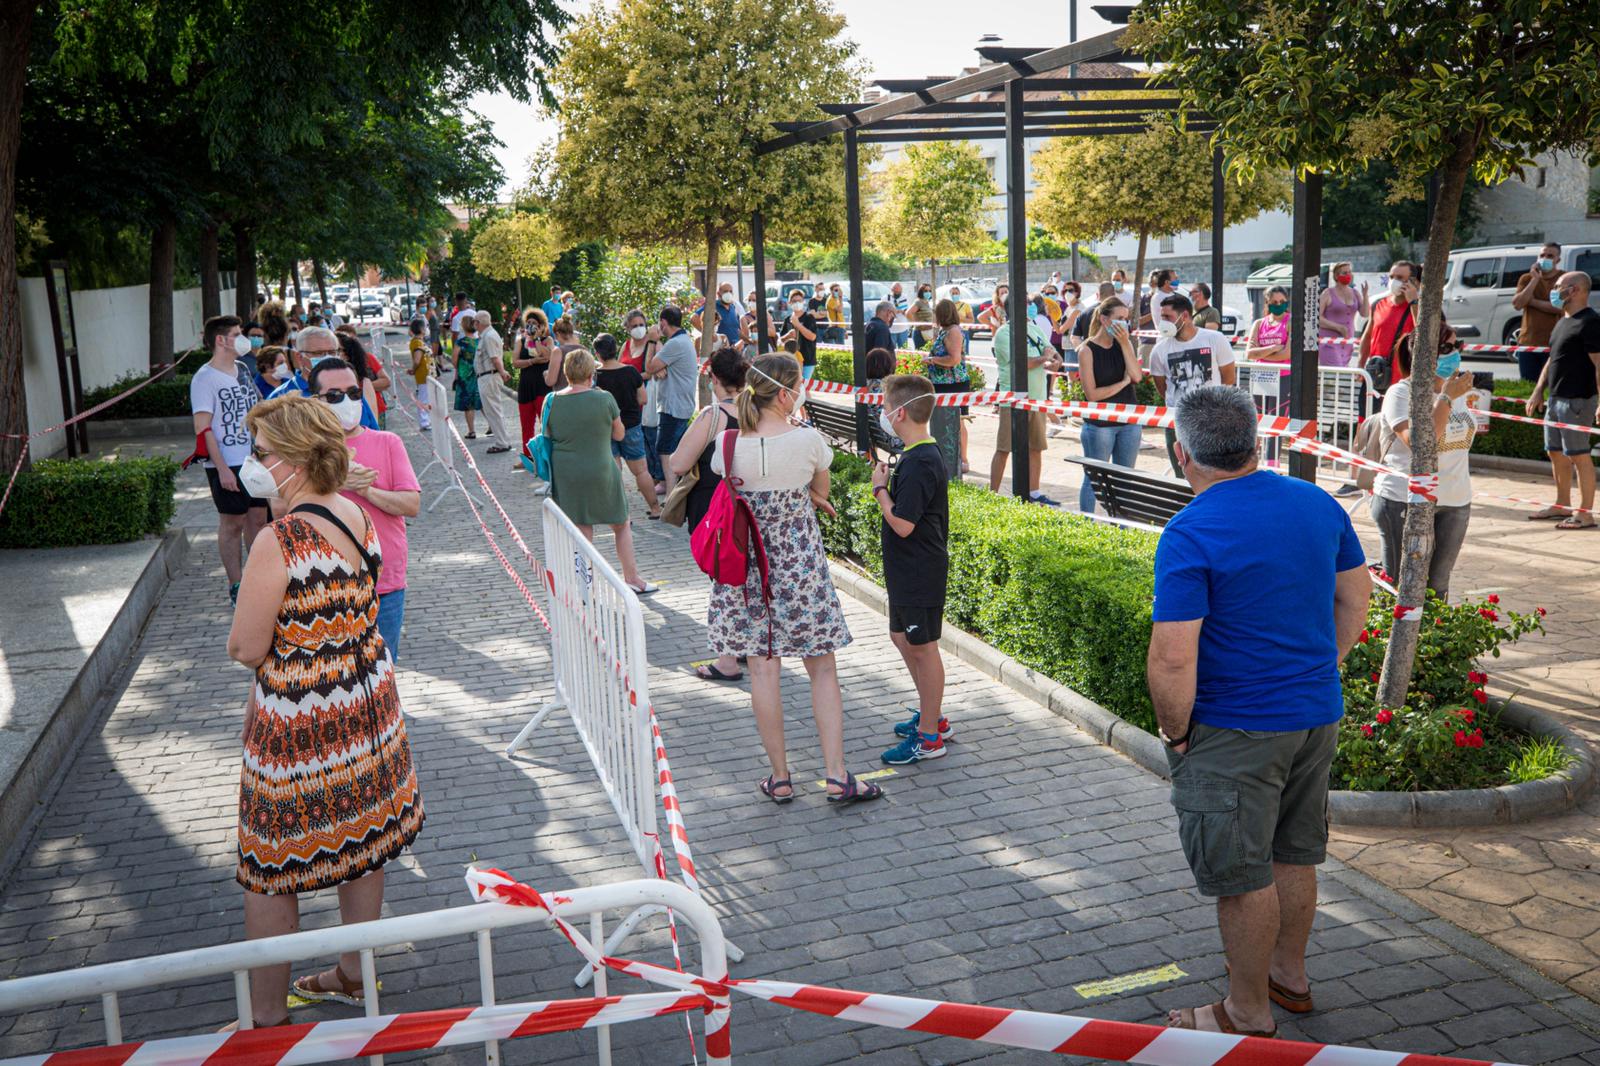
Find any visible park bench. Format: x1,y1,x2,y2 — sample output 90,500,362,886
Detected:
1064,457,1194,529
804,396,902,459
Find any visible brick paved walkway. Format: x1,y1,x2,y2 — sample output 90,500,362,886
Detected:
2,412,1598,1064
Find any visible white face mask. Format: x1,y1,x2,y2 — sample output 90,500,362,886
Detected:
789,383,809,409
720,291,734,304
239,455,291,500
231,334,252,358
790,303,805,315
330,396,364,430
1389,277,1406,297
629,325,647,340
878,411,898,439
1156,318,1179,340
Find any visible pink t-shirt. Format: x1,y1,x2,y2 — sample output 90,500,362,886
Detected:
341,429,420,595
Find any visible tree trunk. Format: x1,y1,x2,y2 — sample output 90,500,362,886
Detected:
199,222,221,321
0,3,35,476
1376,129,1481,710
148,213,177,370
233,225,257,321
312,259,328,310
1132,229,1150,325
929,258,938,290
515,276,523,312
701,226,721,360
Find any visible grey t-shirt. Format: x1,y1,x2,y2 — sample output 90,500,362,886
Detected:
655,330,699,419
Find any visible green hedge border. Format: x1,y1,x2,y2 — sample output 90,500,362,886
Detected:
0,456,180,549
81,349,207,421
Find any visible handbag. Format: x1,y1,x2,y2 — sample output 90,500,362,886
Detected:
660,406,725,527
522,392,557,480
1352,409,1395,492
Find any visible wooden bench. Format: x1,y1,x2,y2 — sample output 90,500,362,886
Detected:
804,397,902,458
1064,457,1194,528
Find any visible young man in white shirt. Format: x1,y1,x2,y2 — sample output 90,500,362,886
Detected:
1149,293,1239,475
190,315,268,603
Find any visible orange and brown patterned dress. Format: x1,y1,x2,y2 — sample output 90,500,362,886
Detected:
238,513,424,895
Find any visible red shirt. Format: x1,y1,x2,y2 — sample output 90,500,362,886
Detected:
620,338,647,372
365,352,387,413
1367,296,1416,359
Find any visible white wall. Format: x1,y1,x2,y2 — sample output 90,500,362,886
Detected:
18,279,235,459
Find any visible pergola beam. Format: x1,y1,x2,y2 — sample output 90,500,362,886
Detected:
773,111,1203,134
873,75,1148,94
856,124,1215,144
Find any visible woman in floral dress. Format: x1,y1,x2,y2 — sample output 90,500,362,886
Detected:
708,354,884,806
454,315,483,436
926,298,971,472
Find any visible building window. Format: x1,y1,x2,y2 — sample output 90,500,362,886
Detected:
1160,235,1175,255
1198,229,1212,252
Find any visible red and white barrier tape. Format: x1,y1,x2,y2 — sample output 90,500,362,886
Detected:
1484,406,1600,436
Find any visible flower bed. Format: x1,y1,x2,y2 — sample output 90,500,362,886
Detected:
821,452,1560,791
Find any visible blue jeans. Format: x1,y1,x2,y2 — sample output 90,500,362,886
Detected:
801,364,816,380
891,330,908,349
376,589,405,663
1079,422,1142,513
656,412,689,473
642,423,662,481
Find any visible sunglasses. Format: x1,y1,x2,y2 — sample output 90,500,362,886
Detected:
250,445,273,462
317,387,363,404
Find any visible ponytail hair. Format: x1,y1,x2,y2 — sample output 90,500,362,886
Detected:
1089,295,1128,336
738,353,799,431
258,300,291,345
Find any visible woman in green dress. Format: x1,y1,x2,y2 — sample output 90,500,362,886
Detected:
544,348,657,595
454,316,483,437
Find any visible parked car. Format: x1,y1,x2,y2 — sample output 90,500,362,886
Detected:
348,293,386,322
1438,243,1600,348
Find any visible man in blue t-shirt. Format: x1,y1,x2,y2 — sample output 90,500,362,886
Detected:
1148,386,1370,1040
541,286,565,326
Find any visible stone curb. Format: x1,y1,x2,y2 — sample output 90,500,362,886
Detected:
828,560,1595,828
90,415,195,439
0,528,189,873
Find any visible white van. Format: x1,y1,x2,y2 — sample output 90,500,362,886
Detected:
1442,243,1600,345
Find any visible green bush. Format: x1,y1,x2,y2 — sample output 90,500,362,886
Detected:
82,349,206,421
0,455,180,548
821,452,1158,728
814,344,986,392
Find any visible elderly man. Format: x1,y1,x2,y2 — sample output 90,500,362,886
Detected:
1526,270,1600,528
864,299,896,354
474,309,514,453
268,325,341,398
1150,387,1370,1039
888,282,909,348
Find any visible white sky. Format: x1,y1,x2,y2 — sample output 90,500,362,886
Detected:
469,0,1126,198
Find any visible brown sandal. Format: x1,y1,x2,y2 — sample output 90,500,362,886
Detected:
292,965,364,1006
1227,963,1313,1014
1168,1000,1276,1038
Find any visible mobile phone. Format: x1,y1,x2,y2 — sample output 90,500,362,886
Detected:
1472,371,1495,392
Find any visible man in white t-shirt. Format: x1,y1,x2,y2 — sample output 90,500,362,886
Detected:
449,292,474,337
1148,293,1238,475
189,314,268,604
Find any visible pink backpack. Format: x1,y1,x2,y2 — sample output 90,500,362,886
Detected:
691,430,773,649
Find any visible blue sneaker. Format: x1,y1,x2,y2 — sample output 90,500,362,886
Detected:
1028,492,1062,508
893,710,953,740
881,732,947,765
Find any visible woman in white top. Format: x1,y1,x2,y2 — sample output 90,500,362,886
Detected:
1372,329,1479,599
709,354,884,806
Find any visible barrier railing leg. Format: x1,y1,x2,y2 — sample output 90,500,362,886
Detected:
361,948,382,1066
102,991,122,1045
477,929,499,1066
506,699,566,756
591,913,611,1066
233,971,252,1030
573,905,661,989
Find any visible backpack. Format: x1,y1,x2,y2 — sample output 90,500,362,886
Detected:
522,393,557,481
690,430,773,651
1351,410,1395,492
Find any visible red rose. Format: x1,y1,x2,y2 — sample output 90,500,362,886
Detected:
1468,730,1485,749
1454,730,1468,747
1537,607,1548,617
1376,709,1393,724
1459,707,1476,724
1468,671,1487,684
1370,672,1380,683
1474,688,1488,704
1487,594,1500,604
1361,724,1374,738
1358,629,1370,643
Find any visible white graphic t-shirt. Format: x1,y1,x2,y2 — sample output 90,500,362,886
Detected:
189,362,259,469
1149,327,1238,404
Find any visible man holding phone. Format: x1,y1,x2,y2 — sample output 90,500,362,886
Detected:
1358,260,1421,365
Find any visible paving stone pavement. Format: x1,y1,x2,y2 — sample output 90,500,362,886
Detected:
3,406,1599,1065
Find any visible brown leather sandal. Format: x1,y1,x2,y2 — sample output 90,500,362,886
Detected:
1168,1001,1276,1038
292,965,364,1006
1227,962,1314,1014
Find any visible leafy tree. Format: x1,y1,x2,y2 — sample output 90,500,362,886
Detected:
547,0,861,356
1129,2,1600,707
471,211,565,309
868,141,997,288
1322,161,1479,247
571,247,676,342
1031,112,1287,306
798,246,905,281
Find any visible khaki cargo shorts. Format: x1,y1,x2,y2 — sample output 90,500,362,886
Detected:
1164,720,1338,898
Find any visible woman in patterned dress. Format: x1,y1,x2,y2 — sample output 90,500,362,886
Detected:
708,354,884,806
454,315,483,437
226,395,424,1027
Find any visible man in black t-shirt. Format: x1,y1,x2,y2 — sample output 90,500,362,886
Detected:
871,374,951,766
780,292,819,379
1527,271,1600,527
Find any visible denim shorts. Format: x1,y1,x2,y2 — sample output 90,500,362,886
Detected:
612,423,647,462
1545,395,1599,456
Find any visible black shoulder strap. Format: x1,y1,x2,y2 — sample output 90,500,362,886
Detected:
291,503,381,586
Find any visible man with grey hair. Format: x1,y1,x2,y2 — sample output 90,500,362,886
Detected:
474,309,514,453
1526,270,1600,527
267,325,341,399
1150,386,1371,1039
864,299,896,354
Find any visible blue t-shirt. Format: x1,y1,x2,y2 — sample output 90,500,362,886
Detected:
542,299,565,325
1153,471,1366,731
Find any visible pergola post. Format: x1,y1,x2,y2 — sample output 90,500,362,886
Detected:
1005,77,1031,498
751,210,769,354
844,127,870,452
1211,145,1225,313
1289,172,1323,482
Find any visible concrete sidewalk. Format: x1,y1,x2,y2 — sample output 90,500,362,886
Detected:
1,409,1596,1063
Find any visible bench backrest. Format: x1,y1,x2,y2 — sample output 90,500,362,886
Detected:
1065,457,1194,527
804,397,902,456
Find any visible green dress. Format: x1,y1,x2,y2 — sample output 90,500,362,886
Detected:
546,388,628,525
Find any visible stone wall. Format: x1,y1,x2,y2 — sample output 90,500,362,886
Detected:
895,243,1400,289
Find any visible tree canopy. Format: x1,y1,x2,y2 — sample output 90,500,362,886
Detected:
868,142,997,286
471,212,566,297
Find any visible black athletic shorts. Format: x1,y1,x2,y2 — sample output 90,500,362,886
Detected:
205,464,268,516
888,603,943,645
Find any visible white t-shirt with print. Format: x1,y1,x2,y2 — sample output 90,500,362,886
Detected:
1376,379,1475,508
189,362,259,469
1148,327,1238,405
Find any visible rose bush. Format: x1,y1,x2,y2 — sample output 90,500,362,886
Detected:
1334,584,1546,790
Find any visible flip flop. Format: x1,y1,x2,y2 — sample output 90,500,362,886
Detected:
1167,1001,1275,1038
695,664,743,682
1528,507,1570,520
628,581,659,595
1556,516,1597,530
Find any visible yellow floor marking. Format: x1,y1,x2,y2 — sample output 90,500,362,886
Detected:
812,768,897,789
1074,964,1186,999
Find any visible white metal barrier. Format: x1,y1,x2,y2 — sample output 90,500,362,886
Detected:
505,500,744,985
1226,358,1375,477
419,377,483,514
0,878,730,1066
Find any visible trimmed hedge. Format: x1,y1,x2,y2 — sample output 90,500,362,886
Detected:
821,452,1158,730
82,349,206,421
814,345,988,392
0,455,181,548
1474,377,1596,464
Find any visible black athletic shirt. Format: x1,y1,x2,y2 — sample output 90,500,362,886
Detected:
595,364,646,428
881,440,949,609
1547,307,1600,400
